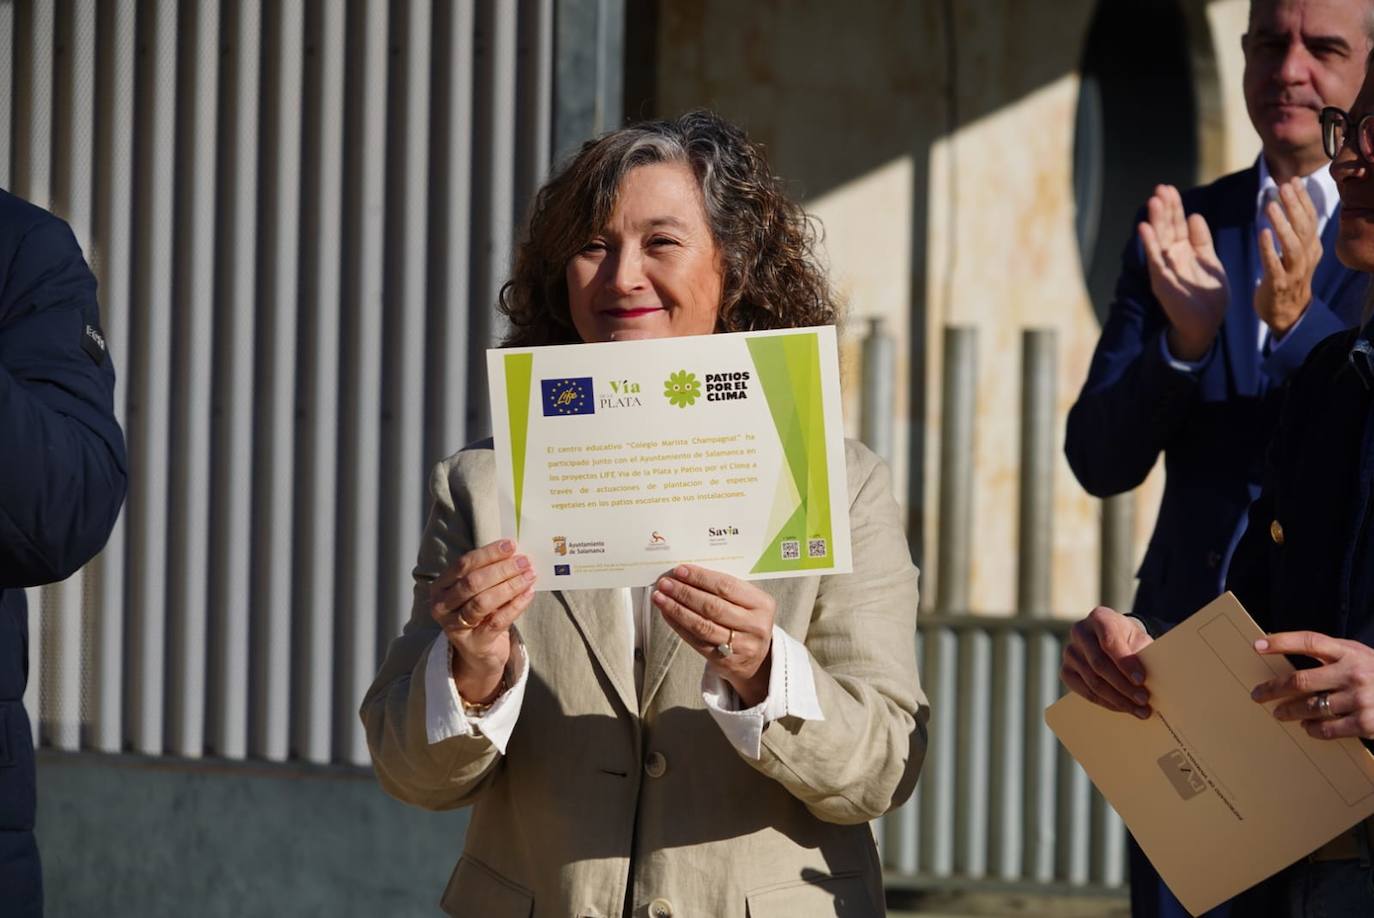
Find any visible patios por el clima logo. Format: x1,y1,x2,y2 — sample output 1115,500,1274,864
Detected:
663,370,702,407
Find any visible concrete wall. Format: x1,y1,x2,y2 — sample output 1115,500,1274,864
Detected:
657,0,1260,617
37,752,467,917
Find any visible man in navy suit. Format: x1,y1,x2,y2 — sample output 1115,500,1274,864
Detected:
1065,1,1374,915
0,191,127,916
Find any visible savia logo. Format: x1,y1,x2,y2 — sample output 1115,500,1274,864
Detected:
664,370,702,407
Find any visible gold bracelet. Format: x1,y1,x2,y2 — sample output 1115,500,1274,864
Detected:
460,672,510,718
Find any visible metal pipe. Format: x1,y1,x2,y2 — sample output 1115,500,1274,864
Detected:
128,0,179,757
861,317,896,467
294,0,347,766
1101,493,1135,611
936,326,976,615
954,628,991,877
252,0,305,762
989,630,1026,879
89,0,136,755
210,0,262,761
167,0,219,759
1018,329,1055,618
337,0,389,767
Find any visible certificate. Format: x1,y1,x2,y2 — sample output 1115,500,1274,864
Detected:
485,327,852,590
1045,593,1374,916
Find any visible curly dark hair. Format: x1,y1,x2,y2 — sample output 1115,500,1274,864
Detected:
498,110,839,346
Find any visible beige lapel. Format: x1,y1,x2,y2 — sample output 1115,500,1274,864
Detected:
553,588,637,717
641,594,685,715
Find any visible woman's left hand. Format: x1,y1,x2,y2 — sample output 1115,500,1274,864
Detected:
1251,631,1374,739
653,565,775,707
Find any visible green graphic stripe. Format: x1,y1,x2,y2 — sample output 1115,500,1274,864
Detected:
504,353,534,538
746,333,833,573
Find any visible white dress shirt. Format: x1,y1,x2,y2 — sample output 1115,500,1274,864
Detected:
1161,155,1338,371
422,586,824,759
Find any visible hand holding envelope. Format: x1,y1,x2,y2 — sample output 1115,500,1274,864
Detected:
1049,594,1374,916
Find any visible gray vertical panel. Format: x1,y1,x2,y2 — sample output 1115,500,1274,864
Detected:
514,0,552,221
1090,789,1126,887
468,0,518,437
1024,631,1061,882
936,327,975,614
0,0,12,187
19,0,54,206
251,0,304,763
917,628,956,876
89,0,136,754
989,630,1026,880
293,0,345,766
1017,330,1055,618
46,0,99,754
552,0,624,163
1056,752,1092,884
426,0,474,468
167,0,219,760
24,588,41,742
953,628,990,878
337,0,388,766
211,0,261,760
380,0,431,647
128,0,178,757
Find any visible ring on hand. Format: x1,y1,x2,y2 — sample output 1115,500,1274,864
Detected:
455,611,476,630
715,630,734,658
1316,691,1336,720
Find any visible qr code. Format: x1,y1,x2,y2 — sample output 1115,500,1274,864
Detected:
781,539,800,560
808,538,827,558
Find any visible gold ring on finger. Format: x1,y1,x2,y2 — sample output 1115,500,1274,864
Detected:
455,611,476,630
715,629,734,658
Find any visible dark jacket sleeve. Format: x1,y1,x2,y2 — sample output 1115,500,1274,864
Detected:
1065,220,1203,498
0,211,127,588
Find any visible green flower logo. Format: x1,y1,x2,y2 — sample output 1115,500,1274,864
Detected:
664,370,702,408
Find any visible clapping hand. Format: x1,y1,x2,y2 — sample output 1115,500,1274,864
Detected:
1255,178,1322,339
1138,184,1230,361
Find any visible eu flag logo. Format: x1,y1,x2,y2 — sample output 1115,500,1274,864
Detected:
541,377,595,416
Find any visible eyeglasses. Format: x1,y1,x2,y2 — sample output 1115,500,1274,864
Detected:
1320,106,1374,163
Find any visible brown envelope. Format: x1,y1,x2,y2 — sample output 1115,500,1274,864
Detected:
1045,592,1374,916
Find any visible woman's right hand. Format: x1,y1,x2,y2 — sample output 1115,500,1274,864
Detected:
1060,606,1154,719
430,539,537,704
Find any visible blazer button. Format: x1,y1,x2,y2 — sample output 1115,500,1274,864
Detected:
644,751,668,778
1270,520,1285,545
649,898,673,918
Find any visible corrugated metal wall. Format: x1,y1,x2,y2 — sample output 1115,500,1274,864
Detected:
6,0,554,768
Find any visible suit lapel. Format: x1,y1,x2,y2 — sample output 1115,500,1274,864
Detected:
641,596,684,715
554,589,638,717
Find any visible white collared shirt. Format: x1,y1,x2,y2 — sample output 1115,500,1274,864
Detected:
422,587,824,759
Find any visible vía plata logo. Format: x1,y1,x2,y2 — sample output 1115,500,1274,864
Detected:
600,378,643,409
541,377,595,416
664,370,702,407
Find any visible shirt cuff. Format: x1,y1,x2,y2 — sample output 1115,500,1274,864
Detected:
701,625,825,760
1158,331,1208,374
423,628,530,754
1263,306,1309,355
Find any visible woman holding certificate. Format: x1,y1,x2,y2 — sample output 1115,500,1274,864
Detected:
361,111,927,917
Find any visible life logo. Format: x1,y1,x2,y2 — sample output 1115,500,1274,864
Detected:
541,378,594,416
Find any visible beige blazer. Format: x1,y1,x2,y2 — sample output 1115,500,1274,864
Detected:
361,439,928,918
